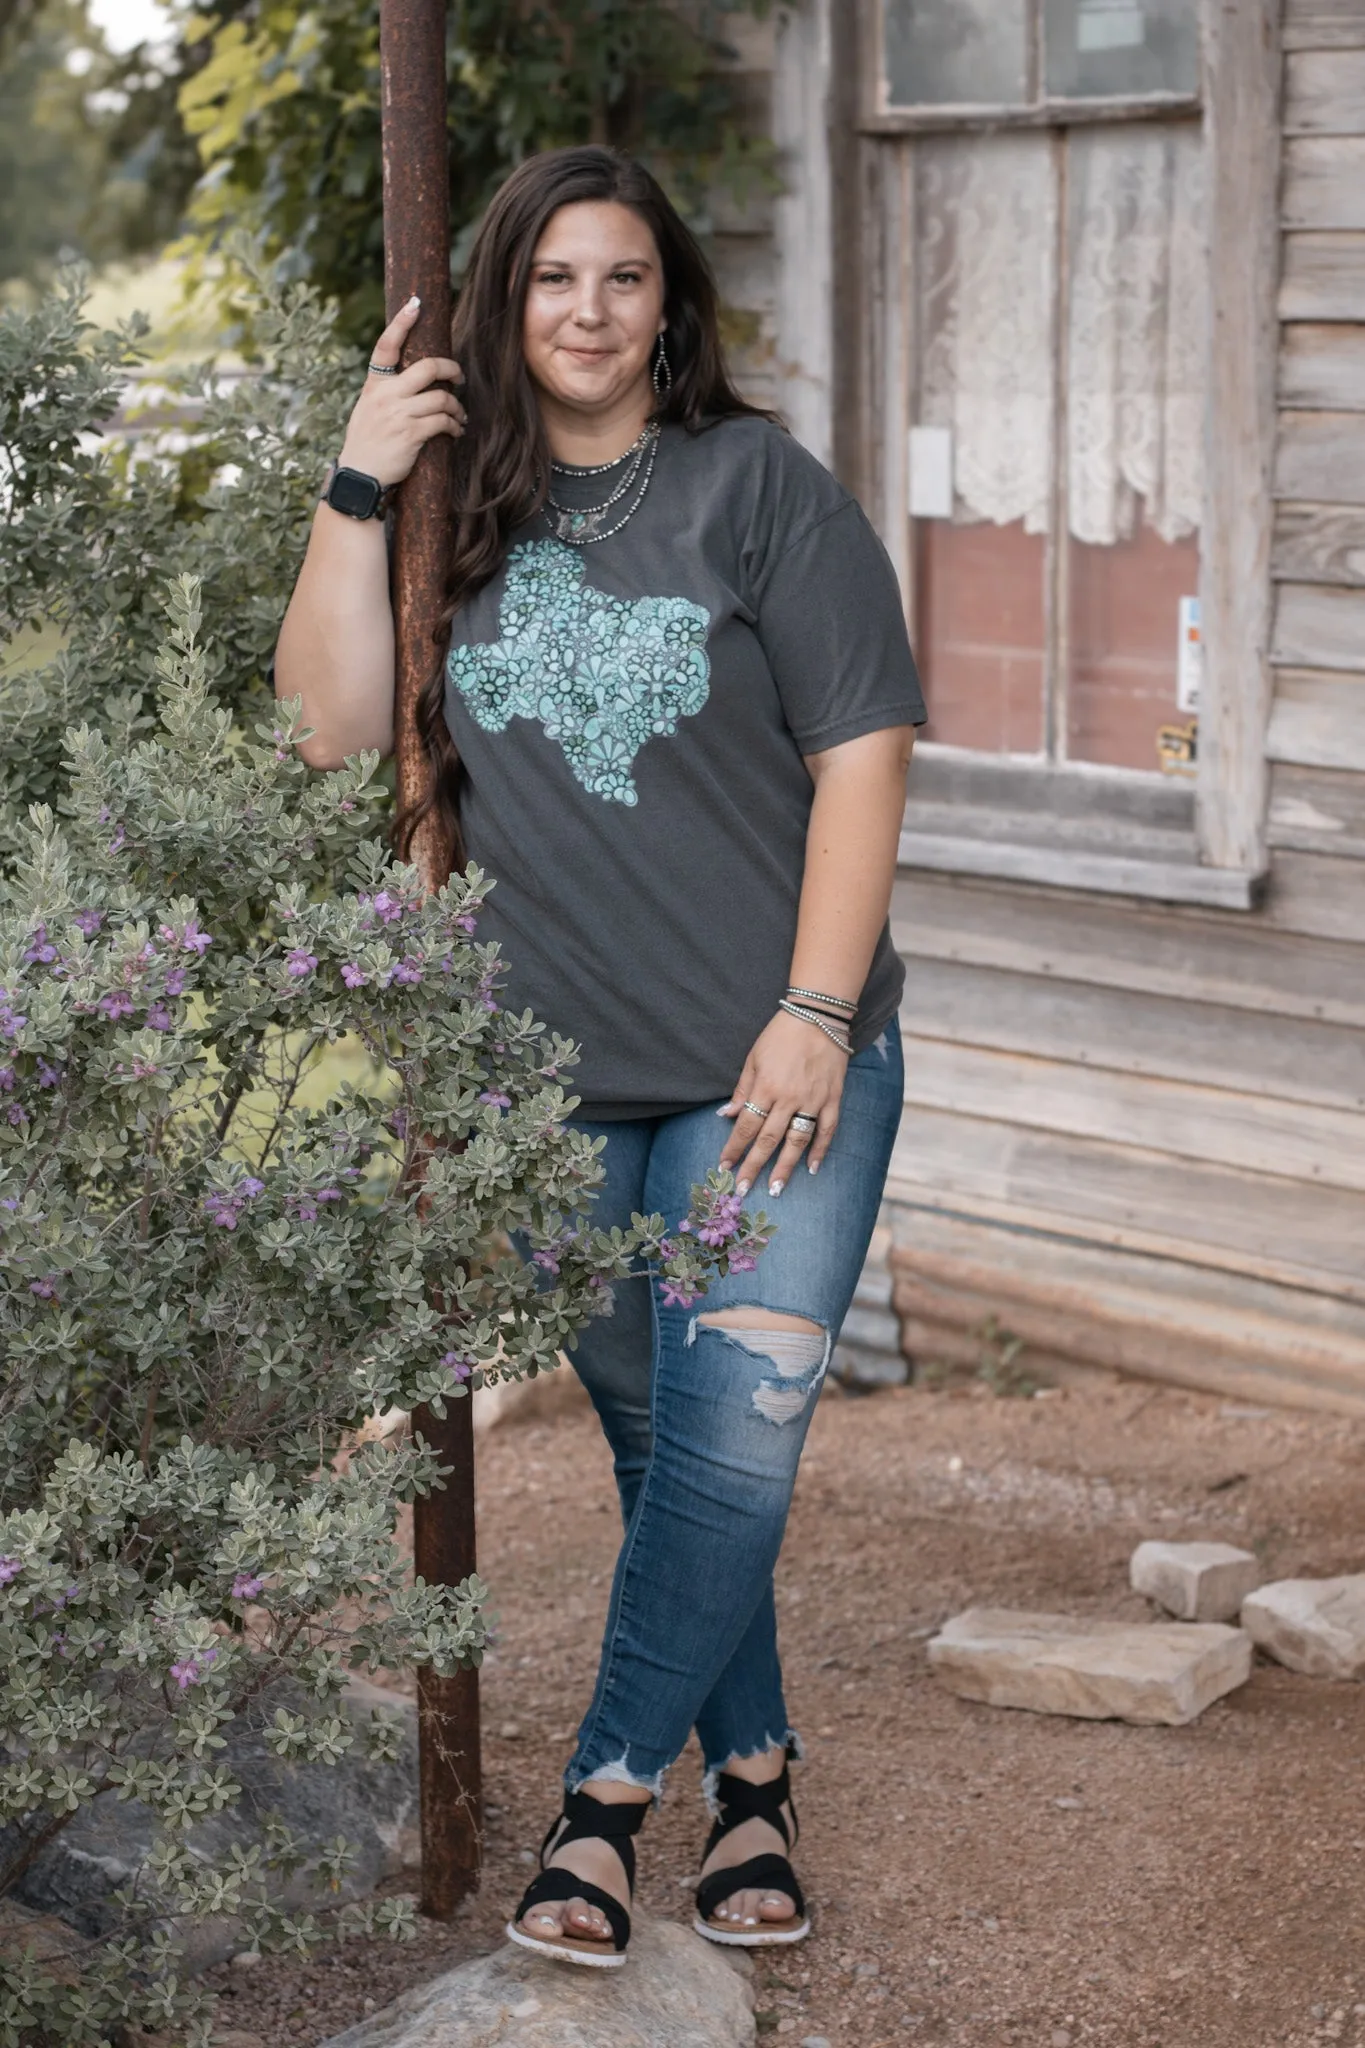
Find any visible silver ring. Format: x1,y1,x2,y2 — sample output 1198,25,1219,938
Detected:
367,361,399,376
788,1113,818,1136
742,1100,770,1119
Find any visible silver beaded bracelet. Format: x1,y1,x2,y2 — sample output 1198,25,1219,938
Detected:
785,985,857,1015
778,999,853,1054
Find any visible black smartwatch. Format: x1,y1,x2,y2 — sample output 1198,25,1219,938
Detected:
322,463,391,521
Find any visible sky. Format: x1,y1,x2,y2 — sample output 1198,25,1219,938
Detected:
88,0,175,53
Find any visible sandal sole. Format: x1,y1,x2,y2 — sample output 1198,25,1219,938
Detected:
692,1914,812,1948
506,1921,627,1968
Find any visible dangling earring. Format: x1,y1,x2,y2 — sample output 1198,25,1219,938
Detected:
652,335,672,403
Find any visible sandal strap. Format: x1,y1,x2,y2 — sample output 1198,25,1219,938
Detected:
704,1766,796,1860
536,1790,646,1893
515,1867,631,1952
696,1851,806,1927
560,1789,649,1843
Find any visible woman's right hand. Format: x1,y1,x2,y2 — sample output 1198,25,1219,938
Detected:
335,296,466,487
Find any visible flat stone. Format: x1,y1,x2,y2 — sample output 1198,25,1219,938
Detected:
928,1607,1251,1725
317,1918,754,2048
1241,1575,1365,1678
1130,1540,1261,1622
2,1676,419,1970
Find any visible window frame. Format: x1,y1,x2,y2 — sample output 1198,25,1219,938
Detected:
865,0,1202,130
837,0,1281,906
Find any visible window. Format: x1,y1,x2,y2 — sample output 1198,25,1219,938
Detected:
879,0,1200,116
869,0,1204,777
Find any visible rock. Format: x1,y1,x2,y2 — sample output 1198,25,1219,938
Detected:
3,1676,419,1971
1241,1576,1365,1678
1130,1540,1261,1622
0,1899,84,1983
316,1918,754,2048
928,1608,1251,1725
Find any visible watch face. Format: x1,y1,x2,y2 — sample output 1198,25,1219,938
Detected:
328,467,382,519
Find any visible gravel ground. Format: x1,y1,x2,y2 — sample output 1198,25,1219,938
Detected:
206,1371,1365,2048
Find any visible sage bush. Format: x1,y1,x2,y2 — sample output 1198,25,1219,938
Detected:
0,284,765,2046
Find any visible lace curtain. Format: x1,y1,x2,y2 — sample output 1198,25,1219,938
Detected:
915,121,1205,545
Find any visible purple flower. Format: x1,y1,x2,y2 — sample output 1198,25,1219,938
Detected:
371,890,404,924
317,1187,342,1203
291,1199,318,1222
164,967,187,997
0,1068,13,1093
388,1107,409,1140
531,1250,560,1275
98,990,134,1022
73,911,104,938
36,1060,61,1088
29,1276,58,1300
131,1057,160,1080
392,957,424,985
0,1558,21,1586
169,1645,218,1690
22,926,57,966
479,1090,511,1110
0,999,27,1041
727,1250,758,1274
182,919,212,955
231,1573,265,1600
203,1176,263,1231
341,962,368,989
144,1004,172,1031
285,948,318,979
107,826,126,855
659,1277,699,1310
454,913,477,935
441,1351,473,1384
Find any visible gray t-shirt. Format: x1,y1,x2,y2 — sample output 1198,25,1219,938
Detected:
442,414,925,1118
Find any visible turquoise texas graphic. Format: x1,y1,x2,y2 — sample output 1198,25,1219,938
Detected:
446,539,711,805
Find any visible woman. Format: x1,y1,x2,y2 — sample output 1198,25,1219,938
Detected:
276,145,923,1969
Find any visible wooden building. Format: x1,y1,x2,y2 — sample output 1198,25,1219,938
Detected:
719,0,1365,1413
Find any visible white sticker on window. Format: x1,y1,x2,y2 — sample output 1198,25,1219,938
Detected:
1177,594,1201,713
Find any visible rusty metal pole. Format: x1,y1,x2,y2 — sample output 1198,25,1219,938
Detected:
379,0,483,1920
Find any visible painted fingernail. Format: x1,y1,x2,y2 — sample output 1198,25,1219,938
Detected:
770,1180,784,1198
809,1158,821,1175
736,1179,750,1198
716,1104,731,1116
407,294,420,308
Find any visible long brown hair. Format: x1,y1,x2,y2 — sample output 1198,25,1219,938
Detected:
394,145,776,863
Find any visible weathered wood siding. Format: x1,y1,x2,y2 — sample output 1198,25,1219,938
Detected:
1271,0,1365,839
883,0,1365,1411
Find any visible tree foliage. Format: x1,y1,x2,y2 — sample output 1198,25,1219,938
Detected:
175,0,774,346
0,276,768,2043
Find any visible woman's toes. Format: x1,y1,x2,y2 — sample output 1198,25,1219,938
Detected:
524,1905,564,1937
565,1897,606,1937
759,1890,794,1921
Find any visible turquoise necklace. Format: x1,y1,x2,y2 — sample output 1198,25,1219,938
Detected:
545,422,660,546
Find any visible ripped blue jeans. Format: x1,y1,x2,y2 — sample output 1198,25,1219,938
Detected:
560,1023,904,1801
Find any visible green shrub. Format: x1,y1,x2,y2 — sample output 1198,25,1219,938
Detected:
0,287,764,2046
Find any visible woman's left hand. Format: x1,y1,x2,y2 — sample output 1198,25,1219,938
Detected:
718,1009,848,1196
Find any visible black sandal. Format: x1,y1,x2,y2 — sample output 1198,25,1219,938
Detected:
693,1764,811,1947
506,1789,647,1968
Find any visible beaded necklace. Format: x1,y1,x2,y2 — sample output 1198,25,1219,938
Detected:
544,422,660,546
